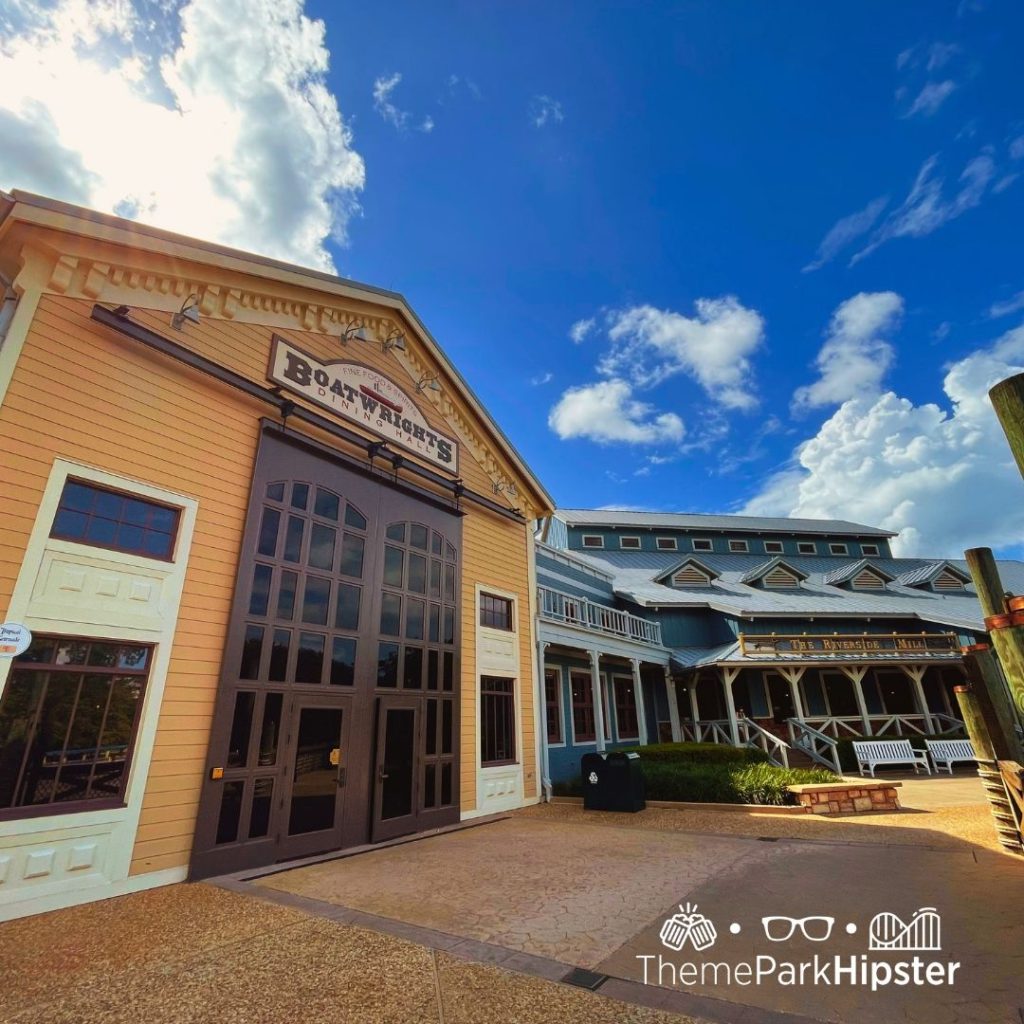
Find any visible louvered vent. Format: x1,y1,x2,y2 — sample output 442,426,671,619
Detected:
933,570,964,591
853,569,886,590
763,567,799,589
673,566,710,587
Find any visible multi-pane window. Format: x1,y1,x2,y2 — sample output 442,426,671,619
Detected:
581,535,604,548
0,635,151,817
656,537,678,551
691,539,712,552
764,541,784,554
861,544,880,557
829,543,849,556
797,542,816,555
728,539,749,553
619,536,641,550
570,672,595,742
480,676,516,765
479,592,514,631
613,677,640,739
51,480,179,560
544,669,562,744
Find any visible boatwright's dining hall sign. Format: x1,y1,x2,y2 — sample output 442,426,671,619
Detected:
268,337,459,473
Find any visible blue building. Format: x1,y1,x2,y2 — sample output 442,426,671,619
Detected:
534,508,1022,786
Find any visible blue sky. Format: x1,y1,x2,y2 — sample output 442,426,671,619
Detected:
2,0,1023,556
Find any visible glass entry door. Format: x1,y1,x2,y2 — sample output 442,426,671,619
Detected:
372,696,419,842
279,696,352,859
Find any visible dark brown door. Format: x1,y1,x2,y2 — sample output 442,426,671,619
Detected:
279,694,352,859
372,695,419,842
766,673,795,725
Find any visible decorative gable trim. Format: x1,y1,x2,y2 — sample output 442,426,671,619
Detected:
823,558,896,589
739,557,808,588
655,557,720,588
895,561,972,592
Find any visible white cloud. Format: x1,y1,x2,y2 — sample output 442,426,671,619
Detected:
902,79,957,118
530,95,563,128
0,0,366,272
530,371,553,386
927,42,959,71
793,292,904,411
372,71,433,133
547,379,684,445
745,324,1024,557
803,196,887,271
569,317,595,343
850,151,998,264
989,291,1024,318
602,297,766,410
1010,135,1024,161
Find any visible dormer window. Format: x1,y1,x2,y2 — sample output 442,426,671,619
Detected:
764,541,784,554
861,544,880,557
673,565,713,587
829,543,849,556
763,566,801,589
691,538,713,552
619,536,641,550
932,569,966,592
656,537,678,551
852,568,887,590
797,542,816,555
582,535,604,549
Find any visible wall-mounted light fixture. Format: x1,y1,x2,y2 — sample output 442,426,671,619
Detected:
341,322,371,345
415,375,441,394
381,328,406,354
171,293,201,331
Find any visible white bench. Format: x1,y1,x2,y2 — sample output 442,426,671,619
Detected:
925,738,976,774
853,740,931,777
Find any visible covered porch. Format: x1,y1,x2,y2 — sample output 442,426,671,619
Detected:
672,632,969,771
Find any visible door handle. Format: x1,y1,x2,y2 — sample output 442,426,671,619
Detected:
378,765,389,782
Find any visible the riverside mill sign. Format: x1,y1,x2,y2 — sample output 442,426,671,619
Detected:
739,633,960,657
269,337,459,473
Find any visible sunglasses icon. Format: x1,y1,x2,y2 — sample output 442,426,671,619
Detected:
761,916,835,942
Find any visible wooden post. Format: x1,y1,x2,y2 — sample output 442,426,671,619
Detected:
989,372,1024,481
954,685,1023,854
964,547,1024,721
962,645,1024,762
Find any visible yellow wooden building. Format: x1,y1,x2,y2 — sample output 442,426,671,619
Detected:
0,191,552,919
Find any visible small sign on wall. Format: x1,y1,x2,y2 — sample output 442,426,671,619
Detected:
0,623,32,657
268,337,459,474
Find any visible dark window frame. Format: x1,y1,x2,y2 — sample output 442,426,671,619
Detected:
480,676,517,766
0,634,153,822
613,676,640,740
479,592,514,631
570,671,596,743
50,478,181,562
544,668,563,745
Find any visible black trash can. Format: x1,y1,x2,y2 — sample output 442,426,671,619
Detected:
581,750,646,812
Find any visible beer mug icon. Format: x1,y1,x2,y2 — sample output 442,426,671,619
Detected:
660,903,718,952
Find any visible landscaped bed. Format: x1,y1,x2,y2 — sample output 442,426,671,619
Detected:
553,742,839,806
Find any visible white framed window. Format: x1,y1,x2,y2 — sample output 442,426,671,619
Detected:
764,541,784,554
691,538,713,552
728,539,749,553
656,537,678,551
581,534,604,549
861,543,880,557
829,543,849,556
619,536,641,549
797,542,817,555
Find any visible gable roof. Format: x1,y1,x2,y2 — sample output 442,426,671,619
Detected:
823,558,897,586
739,557,809,585
654,556,721,585
554,508,895,538
895,561,973,587
0,189,553,514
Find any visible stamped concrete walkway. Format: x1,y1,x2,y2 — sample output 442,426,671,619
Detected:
256,808,1024,1024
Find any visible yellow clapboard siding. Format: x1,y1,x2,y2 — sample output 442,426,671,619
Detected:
128,850,190,877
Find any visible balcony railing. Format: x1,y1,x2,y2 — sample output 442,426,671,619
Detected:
538,586,662,646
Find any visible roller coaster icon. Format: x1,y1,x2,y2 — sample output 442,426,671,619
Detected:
868,908,942,951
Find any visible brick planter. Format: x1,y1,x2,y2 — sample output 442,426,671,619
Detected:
788,780,902,815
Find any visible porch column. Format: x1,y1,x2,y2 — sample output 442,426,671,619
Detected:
630,658,649,745
839,665,872,735
721,667,741,746
536,639,552,798
688,676,701,740
901,664,935,734
589,650,607,753
663,666,682,742
777,666,807,721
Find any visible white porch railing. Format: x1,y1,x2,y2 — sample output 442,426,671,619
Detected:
537,586,662,646
738,717,791,768
930,712,967,735
687,718,734,745
799,716,864,739
788,719,842,774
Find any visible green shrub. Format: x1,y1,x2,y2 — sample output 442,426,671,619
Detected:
731,763,838,805
617,741,769,766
